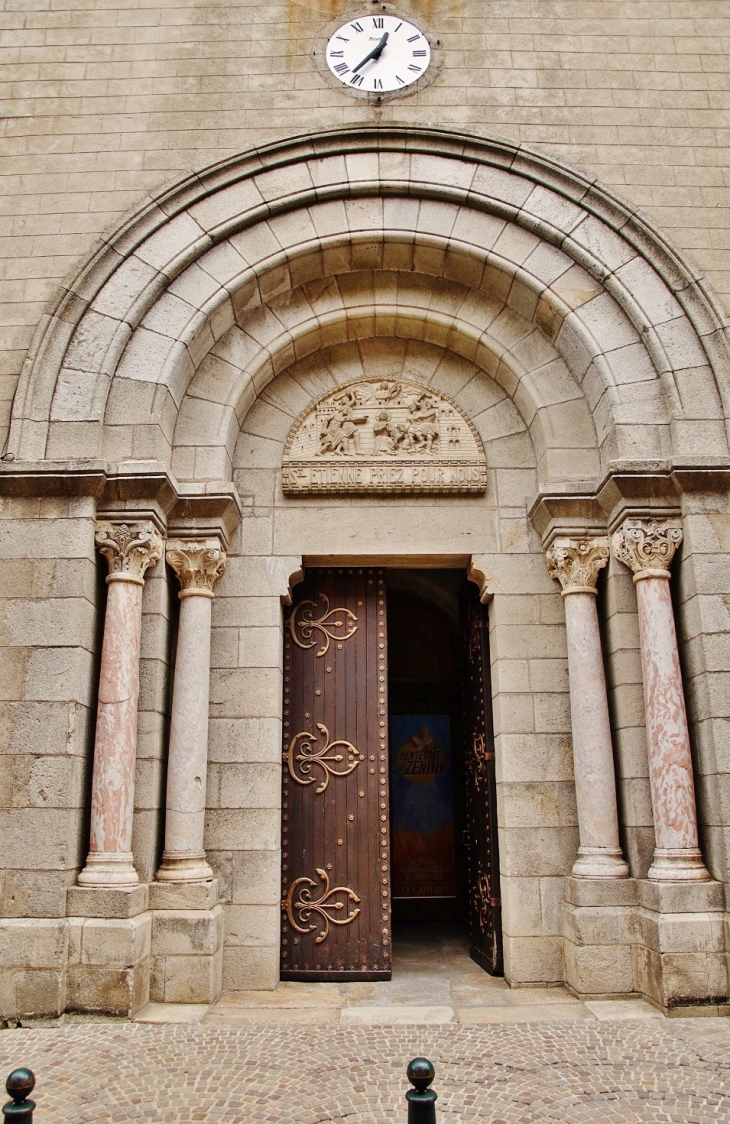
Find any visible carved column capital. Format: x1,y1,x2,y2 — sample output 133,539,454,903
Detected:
166,538,226,598
546,537,609,595
95,521,163,585
611,518,683,582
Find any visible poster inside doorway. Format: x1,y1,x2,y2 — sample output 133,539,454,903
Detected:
390,715,456,897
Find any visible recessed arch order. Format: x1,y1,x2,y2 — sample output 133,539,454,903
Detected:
10,124,730,483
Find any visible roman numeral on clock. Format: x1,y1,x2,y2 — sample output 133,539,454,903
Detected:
413,50,427,57
334,62,349,74
408,63,422,73
350,72,364,86
351,21,364,32
373,78,383,90
372,16,384,28
329,51,344,58
407,33,420,42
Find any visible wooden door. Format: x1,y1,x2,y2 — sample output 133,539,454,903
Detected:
281,567,392,981
461,583,503,975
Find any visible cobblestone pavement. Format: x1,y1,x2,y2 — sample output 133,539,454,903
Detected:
1,1018,730,1124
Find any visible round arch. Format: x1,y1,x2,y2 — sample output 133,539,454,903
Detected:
8,124,730,476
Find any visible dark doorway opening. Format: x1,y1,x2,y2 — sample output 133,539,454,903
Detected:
386,569,503,975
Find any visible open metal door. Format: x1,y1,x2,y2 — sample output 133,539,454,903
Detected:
461,582,503,975
281,567,392,981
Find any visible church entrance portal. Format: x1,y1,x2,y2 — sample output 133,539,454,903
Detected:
280,568,502,983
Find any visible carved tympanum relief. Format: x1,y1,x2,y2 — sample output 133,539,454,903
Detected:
282,378,487,494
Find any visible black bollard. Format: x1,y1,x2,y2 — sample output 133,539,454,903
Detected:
3,1070,35,1123
405,1057,437,1124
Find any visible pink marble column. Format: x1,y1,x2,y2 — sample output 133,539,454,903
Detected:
156,539,226,884
612,518,709,882
78,521,163,887
547,538,629,878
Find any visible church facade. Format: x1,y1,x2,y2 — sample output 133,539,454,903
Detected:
2,1,730,1021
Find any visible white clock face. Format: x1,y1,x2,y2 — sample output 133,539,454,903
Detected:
326,14,431,94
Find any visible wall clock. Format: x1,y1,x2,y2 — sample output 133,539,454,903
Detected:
325,13,432,95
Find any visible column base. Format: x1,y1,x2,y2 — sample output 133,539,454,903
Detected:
572,848,629,879
77,852,139,888
155,852,214,884
648,848,710,882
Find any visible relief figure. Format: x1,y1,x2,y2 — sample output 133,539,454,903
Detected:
319,404,367,456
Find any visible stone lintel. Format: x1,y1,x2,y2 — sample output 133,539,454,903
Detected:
67,884,149,919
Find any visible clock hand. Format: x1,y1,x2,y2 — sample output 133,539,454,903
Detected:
352,31,389,74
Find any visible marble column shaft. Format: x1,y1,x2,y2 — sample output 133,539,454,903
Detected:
78,521,163,887
547,538,628,879
612,518,709,882
156,539,226,884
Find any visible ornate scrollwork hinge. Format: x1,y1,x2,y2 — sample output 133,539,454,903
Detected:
286,723,363,794
288,594,358,656
283,868,361,944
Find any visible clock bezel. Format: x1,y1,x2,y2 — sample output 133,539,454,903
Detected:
312,6,442,103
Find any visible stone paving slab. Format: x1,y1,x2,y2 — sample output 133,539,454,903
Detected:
1,1019,730,1123
457,1003,594,1024
340,1004,456,1026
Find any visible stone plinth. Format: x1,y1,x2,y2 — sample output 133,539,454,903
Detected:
635,880,728,1016
562,877,638,999
150,905,223,1005
66,913,151,1017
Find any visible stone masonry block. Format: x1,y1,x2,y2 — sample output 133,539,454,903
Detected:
148,880,219,911
222,944,279,992
67,962,150,1018
151,944,223,1005
151,906,223,958
67,885,149,919
564,940,635,998
80,915,151,968
0,968,66,1021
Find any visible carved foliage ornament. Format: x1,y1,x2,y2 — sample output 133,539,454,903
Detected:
546,537,610,592
166,539,227,594
284,868,361,944
288,594,358,656
95,521,163,582
282,378,487,494
612,519,683,576
286,723,363,794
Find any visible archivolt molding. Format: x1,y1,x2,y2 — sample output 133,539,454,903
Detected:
8,125,730,471
171,278,602,486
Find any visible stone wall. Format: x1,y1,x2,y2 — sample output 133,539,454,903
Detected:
1,0,729,445
2,66,730,1014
